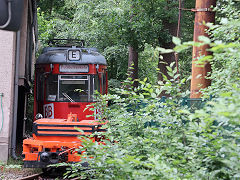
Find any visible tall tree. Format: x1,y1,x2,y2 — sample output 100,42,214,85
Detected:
128,46,138,87
37,0,195,84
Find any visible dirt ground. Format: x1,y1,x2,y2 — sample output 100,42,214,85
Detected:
0,167,41,180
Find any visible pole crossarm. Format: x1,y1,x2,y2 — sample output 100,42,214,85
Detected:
191,8,213,12
179,8,213,12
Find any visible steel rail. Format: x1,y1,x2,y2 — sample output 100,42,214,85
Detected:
17,173,44,180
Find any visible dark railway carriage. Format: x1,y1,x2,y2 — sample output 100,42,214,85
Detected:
23,42,107,168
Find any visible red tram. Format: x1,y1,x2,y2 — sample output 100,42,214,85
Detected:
22,40,108,168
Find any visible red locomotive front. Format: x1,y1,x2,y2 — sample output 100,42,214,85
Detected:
23,41,107,168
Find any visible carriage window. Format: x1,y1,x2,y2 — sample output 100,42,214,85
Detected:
94,75,100,93
58,75,90,102
46,75,58,101
102,72,107,94
91,75,100,101
36,73,44,101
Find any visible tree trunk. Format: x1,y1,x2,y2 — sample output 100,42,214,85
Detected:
128,46,138,88
158,22,178,82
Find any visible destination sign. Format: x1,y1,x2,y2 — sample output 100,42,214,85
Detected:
60,65,89,73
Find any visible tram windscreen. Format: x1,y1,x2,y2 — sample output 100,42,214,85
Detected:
59,75,90,102
46,75,58,101
46,74,99,102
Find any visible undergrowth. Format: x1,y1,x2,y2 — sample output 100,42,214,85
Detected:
62,2,240,179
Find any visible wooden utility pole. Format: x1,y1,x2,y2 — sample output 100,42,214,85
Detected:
190,0,216,98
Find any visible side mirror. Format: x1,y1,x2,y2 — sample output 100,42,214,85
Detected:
35,113,43,120
0,0,24,31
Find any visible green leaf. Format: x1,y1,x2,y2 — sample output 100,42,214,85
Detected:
151,93,157,98
166,66,172,72
198,36,211,44
172,36,181,45
156,47,174,54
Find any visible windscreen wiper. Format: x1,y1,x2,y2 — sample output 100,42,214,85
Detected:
62,93,75,102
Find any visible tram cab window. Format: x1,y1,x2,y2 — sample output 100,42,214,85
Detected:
58,75,90,102
46,75,58,101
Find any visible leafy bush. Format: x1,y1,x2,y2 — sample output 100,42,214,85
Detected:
66,47,239,180
64,71,239,179
63,2,240,179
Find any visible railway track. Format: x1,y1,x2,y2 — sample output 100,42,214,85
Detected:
18,173,80,180
18,168,64,180
17,173,44,180
17,167,73,180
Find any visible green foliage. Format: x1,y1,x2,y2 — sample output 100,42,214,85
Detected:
65,66,239,179
37,1,240,179
205,2,240,97
138,44,159,84
37,0,195,83
103,45,128,80
62,1,240,179
0,159,22,173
